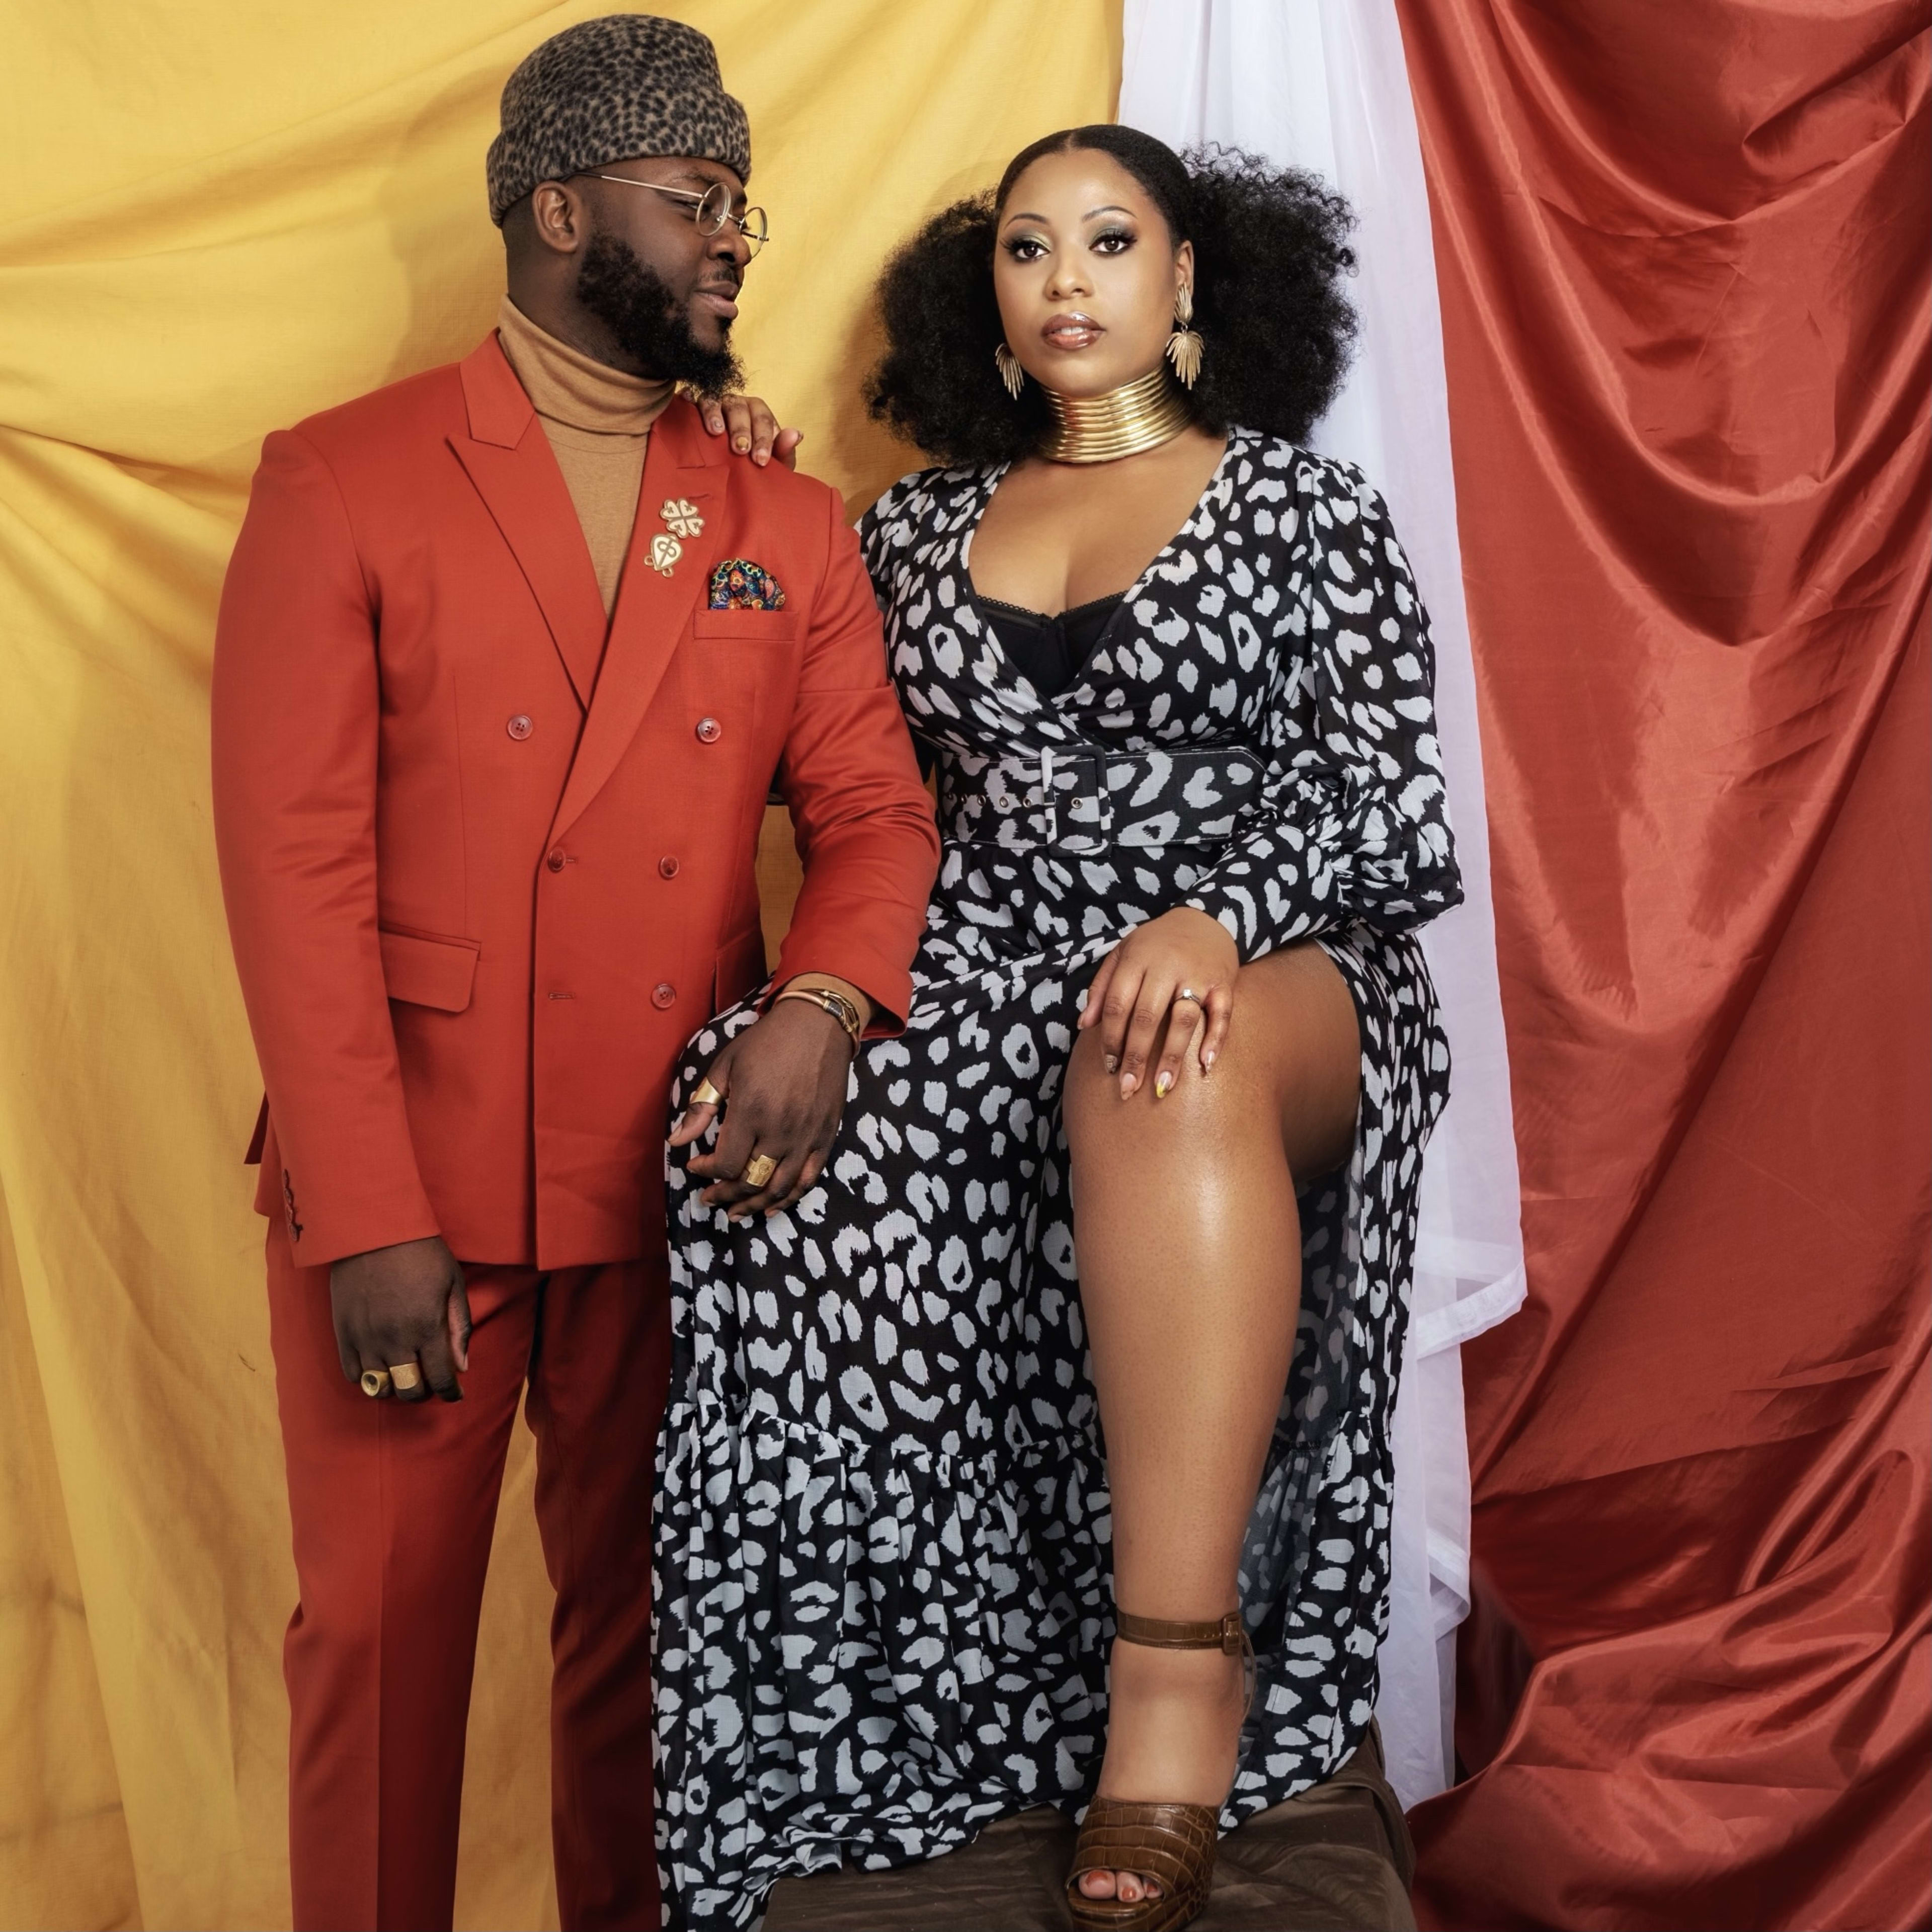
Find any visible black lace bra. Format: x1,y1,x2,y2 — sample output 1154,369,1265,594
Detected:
974,591,1126,699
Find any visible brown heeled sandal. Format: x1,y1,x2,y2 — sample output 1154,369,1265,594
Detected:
1066,1609,1256,1932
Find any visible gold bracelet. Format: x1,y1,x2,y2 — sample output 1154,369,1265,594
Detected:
776,984,863,1048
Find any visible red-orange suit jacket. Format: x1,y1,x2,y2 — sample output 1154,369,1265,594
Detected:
212,333,939,1270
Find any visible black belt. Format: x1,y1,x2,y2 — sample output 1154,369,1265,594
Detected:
936,743,1266,853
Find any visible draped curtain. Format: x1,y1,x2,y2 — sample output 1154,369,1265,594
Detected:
1390,6,1930,1928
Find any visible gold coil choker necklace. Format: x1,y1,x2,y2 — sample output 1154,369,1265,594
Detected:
1040,365,1195,465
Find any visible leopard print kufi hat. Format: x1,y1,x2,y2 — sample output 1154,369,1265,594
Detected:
487,14,750,225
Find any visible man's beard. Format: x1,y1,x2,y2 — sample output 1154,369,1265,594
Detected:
575,232,742,395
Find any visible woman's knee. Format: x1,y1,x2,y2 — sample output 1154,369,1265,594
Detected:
1065,958,1356,1176
1064,1009,1254,1163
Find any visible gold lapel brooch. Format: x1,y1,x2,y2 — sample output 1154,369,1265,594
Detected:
650,498,705,577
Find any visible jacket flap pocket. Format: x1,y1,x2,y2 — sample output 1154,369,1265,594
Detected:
379,928,479,1013
690,609,801,642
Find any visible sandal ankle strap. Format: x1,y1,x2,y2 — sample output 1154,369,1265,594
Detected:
1115,1609,1248,1655
1116,1608,1257,1717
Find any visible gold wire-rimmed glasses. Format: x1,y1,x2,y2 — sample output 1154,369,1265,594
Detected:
586,175,769,256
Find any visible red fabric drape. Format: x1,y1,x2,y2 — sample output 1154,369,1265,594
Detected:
1390,4,1931,1927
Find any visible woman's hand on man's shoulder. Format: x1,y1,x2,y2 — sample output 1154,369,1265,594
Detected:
698,394,803,469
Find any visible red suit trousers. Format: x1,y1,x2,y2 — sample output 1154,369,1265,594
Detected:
266,1225,671,1930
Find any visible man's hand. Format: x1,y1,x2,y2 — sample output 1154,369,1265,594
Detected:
697,394,803,469
330,1236,471,1403
670,1001,854,1219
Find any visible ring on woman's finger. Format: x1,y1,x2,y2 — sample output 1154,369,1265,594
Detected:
740,1153,778,1190
388,1361,424,1395
359,1367,393,1399
1172,986,1203,1007
691,1077,723,1107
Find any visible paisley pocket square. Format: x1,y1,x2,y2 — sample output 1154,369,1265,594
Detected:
707,558,786,610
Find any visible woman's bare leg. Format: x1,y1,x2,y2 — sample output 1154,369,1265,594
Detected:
1062,942,1360,1904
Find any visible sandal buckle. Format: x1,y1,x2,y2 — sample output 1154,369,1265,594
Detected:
1220,1611,1245,1655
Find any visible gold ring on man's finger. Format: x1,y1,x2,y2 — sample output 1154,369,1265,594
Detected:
691,1077,724,1107
388,1362,424,1395
359,1368,393,1399
740,1153,778,1190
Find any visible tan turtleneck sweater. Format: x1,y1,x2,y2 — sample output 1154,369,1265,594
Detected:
496,295,674,618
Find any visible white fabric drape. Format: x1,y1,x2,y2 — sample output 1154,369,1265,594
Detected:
1119,0,1526,1808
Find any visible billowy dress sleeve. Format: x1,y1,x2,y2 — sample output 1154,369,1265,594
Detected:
1185,456,1463,954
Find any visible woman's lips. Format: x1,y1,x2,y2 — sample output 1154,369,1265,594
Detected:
1041,313,1103,350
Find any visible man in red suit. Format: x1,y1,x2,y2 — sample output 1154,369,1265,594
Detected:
211,17,937,1929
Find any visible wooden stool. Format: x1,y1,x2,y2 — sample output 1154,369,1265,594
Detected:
762,1722,1418,1932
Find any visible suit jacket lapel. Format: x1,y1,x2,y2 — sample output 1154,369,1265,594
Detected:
449,335,606,709
549,399,722,843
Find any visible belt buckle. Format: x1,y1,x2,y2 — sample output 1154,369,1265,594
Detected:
1051,748,1113,852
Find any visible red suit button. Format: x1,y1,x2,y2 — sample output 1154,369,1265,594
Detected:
545,848,567,873
658,856,680,878
507,713,533,740
652,983,676,1008
695,717,722,744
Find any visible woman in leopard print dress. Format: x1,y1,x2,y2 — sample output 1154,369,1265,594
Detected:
653,128,1461,1928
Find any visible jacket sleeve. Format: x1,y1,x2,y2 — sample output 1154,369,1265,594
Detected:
211,430,440,1265
769,488,940,1031
1184,461,1463,956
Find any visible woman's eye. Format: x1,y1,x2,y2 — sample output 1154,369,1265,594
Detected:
1092,228,1136,255
1004,236,1047,262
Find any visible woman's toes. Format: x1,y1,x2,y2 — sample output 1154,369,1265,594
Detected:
1077,1868,1164,1903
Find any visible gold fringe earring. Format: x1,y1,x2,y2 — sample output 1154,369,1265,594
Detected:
994,343,1026,400
1166,283,1204,390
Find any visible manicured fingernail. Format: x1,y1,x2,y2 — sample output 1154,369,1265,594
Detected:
755,450,768,465
1202,1051,1216,1072
734,436,750,451
1155,1071,1172,1098
1104,1054,1118,1074
1120,1074,1139,1098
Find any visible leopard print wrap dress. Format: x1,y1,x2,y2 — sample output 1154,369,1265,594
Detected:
652,432,1463,1927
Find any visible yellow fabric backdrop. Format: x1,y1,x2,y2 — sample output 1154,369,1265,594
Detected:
0,7,1117,1925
